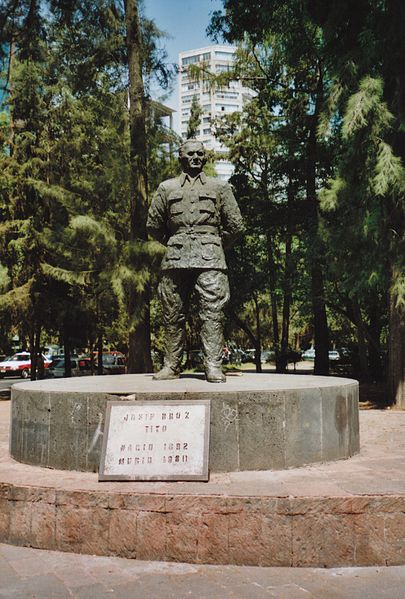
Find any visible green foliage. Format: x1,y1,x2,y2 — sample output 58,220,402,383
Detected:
186,95,203,139
320,177,346,212
0,0,177,360
342,77,389,138
373,141,405,197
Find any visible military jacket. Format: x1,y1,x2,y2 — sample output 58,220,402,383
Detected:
147,171,244,270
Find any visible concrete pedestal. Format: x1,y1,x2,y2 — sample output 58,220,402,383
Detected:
10,373,359,472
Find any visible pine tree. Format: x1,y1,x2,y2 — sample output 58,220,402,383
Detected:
186,95,203,139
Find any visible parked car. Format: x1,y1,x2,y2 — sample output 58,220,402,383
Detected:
0,352,52,379
46,357,93,378
261,350,275,364
301,348,316,360
301,349,341,361
95,352,126,375
241,349,256,363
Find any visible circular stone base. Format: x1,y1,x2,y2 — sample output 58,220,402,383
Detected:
10,373,359,472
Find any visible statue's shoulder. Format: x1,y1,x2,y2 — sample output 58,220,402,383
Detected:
205,177,234,195
159,176,181,193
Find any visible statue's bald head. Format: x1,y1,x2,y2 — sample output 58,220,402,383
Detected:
178,139,206,176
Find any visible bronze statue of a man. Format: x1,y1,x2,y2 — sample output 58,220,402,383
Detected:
147,139,244,383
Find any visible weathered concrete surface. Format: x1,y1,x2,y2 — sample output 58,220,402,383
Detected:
10,373,359,472
1,402,405,567
2,543,405,599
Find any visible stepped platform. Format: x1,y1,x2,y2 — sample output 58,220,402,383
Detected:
1,376,405,567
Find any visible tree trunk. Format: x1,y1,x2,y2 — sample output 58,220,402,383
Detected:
389,282,405,408
311,263,329,374
96,333,103,375
351,298,370,382
124,0,153,373
266,233,280,366
306,70,329,376
253,295,262,373
229,308,259,362
63,328,72,378
29,327,40,381
277,179,294,373
367,300,384,381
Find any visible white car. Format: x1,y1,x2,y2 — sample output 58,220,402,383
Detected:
328,350,340,361
301,348,315,360
0,352,52,379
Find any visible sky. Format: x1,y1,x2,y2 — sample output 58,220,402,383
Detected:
142,0,228,131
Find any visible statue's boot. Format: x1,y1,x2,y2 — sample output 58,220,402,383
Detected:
153,323,184,381
153,366,179,380
201,317,226,383
205,365,226,383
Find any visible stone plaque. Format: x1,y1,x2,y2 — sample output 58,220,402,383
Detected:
99,400,210,481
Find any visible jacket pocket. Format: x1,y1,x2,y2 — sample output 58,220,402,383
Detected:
199,191,217,213
165,237,183,261
199,200,215,215
168,192,183,216
201,235,221,261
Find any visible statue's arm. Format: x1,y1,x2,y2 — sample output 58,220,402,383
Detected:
220,183,245,248
147,184,169,245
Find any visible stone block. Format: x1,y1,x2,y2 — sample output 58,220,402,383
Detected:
55,490,109,509
30,502,56,549
285,388,322,467
228,512,292,566
0,498,10,540
107,492,166,512
136,511,167,561
226,496,280,516
108,509,137,557
165,494,226,515
353,513,385,565
8,501,31,545
48,394,89,471
56,506,110,555
292,514,355,567
384,512,405,565
238,394,286,470
209,395,240,471
321,390,349,460
197,512,229,564
166,512,199,562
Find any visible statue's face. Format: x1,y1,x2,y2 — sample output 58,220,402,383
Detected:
180,141,205,174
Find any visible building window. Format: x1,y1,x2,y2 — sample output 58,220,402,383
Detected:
215,64,231,73
182,95,195,104
216,91,239,100
214,51,234,60
215,103,238,112
182,55,200,66
203,128,211,135
181,83,198,91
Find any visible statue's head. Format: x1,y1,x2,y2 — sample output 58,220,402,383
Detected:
178,139,206,176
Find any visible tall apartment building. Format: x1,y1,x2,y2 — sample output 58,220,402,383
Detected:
179,45,254,180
